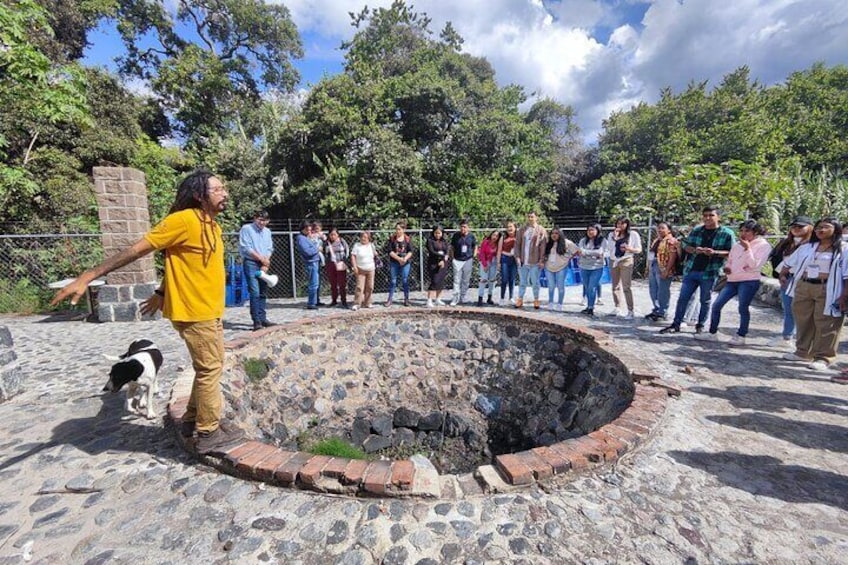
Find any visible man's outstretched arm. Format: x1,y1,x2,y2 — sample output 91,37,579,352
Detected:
50,238,156,307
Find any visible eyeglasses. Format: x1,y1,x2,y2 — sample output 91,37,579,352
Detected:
209,184,227,194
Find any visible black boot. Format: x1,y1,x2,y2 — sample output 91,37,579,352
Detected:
487,294,494,305
477,296,484,307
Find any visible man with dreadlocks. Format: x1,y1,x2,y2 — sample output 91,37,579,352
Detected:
52,170,245,456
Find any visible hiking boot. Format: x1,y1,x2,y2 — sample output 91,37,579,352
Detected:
477,297,484,307
180,420,196,438
195,422,246,456
487,295,494,305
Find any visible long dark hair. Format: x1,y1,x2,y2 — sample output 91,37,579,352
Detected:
429,225,444,241
810,217,843,249
170,170,216,213
615,217,631,239
584,223,604,248
546,227,566,255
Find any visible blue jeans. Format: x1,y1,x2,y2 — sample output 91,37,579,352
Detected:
478,262,497,297
708,279,761,336
389,261,411,300
518,264,541,300
581,268,603,308
243,259,267,324
547,268,566,305
648,259,673,317
781,281,795,338
500,256,516,300
672,271,715,328
305,261,320,307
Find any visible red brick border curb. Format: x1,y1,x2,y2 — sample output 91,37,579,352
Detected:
167,307,676,498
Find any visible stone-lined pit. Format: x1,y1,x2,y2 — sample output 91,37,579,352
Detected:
220,311,635,475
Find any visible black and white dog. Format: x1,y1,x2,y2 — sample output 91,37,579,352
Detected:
103,339,163,420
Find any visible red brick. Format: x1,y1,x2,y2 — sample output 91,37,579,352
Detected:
234,444,279,475
530,446,571,475
548,442,591,470
253,450,295,481
223,441,264,465
648,379,683,397
274,451,313,484
515,450,554,480
390,460,415,490
363,461,393,495
614,418,650,435
588,430,628,457
572,436,617,462
299,455,332,486
322,457,350,479
341,459,370,486
602,424,640,446
494,454,535,485
562,437,605,463
629,398,666,415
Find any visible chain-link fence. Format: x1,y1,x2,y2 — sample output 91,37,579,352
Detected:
1,224,782,313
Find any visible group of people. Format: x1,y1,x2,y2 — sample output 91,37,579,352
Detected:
51,173,848,464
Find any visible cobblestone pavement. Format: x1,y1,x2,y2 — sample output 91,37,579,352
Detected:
0,281,845,564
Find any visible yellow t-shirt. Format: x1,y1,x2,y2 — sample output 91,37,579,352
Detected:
144,208,225,322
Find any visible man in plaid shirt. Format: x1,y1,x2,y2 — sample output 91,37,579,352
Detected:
661,206,736,334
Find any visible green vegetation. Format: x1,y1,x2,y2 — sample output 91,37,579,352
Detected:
307,437,369,460
242,357,270,382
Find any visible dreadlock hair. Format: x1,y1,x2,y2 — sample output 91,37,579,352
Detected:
170,170,216,213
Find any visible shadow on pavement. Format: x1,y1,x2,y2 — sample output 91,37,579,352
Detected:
706,412,848,453
668,450,848,511
0,393,185,473
689,385,848,416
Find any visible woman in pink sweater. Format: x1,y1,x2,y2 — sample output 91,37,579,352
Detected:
694,220,772,346
477,230,501,306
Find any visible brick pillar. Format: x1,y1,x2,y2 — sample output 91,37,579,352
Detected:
92,166,159,322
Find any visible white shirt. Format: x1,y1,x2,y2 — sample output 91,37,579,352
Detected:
351,242,376,271
783,241,848,317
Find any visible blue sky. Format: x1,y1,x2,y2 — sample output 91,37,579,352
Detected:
84,0,848,141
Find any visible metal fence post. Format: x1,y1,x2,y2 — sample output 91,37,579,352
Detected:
418,228,425,292
645,215,654,278
288,231,297,299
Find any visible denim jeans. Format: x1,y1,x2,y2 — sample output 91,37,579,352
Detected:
478,262,497,297
500,256,516,300
781,280,795,338
518,264,541,300
305,261,320,307
581,268,604,308
547,268,566,305
708,279,761,336
243,259,267,324
672,271,715,327
388,261,411,300
648,259,673,317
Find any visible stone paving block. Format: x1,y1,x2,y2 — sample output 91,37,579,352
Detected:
363,461,393,495
299,455,332,486
274,451,313,485
494,454,534,485
456,472,484,497
474,464,517,493
390,460,415,491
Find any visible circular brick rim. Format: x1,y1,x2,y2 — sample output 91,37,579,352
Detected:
167,307,677,498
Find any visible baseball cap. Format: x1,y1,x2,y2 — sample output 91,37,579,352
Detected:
790,216,812,227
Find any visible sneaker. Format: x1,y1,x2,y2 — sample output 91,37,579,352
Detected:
693,332,717,342
252,323,263,331
680,322,689,329
607,309,622,317
808,360,830,371
533,300,541,310
365,303,374,308
403,299,410,307
426,299,434,308
556,304,564,312
385,300,393,307
450,298,460,307
645,312,659,321
580,297,587,306
580,307,595,317
625,311,635,320
487,296,495,305
435,299,446,307
306,305,318,310
180,420,196,438
767,336,793,348
547,303,555,311
351,305,360,311
728,335,746,346
694,325,704,334
596,298,604,306
659,324,681,334
261,321,277,328
783,352,809,362
195,422,246,456
830,373,848,384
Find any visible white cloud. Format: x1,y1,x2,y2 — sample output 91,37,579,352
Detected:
276,0,848,142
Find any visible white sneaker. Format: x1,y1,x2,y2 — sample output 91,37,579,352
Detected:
607,309,622,317
625,311,635,320
435,299,446,306
556,304,564,312
693,332,717,342
680,322,689,329
351,305,359,311
767,336,793,348
510,297,517,306
783,352,808,362
426,299,434,308
450,299,459,307
729,335,746,346
580,297,587,306
808,360,830,371
596,298,604,305
547,303,554,311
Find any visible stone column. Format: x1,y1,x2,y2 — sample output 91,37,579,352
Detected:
92,166,158,322
0,327,22,402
